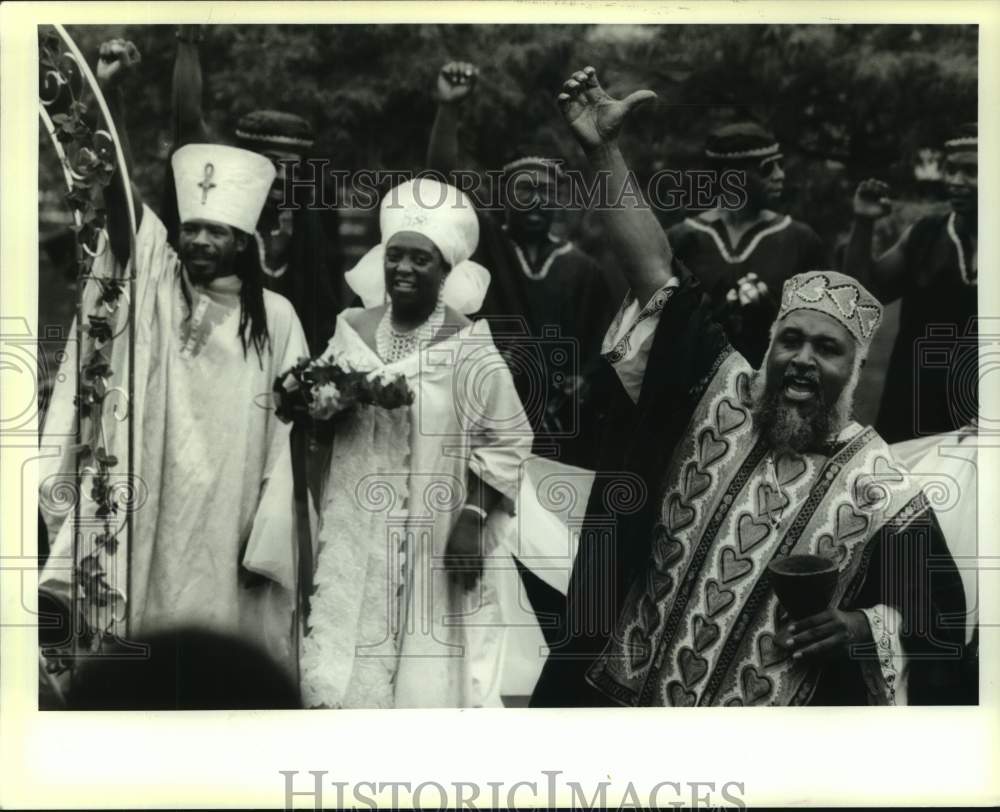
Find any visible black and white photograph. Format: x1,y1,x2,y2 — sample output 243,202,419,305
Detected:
2,1,998,808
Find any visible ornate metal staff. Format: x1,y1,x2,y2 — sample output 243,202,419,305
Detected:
38,24,138,694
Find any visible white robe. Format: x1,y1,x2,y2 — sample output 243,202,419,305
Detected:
39,206,309,672
298,310,533,708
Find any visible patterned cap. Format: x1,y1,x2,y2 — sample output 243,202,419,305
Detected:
235,110,314,152
501,156,567,181
778,271,883,349
944,122,977,154
705,121,780,161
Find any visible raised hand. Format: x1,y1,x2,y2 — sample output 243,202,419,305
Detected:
436,61,479,104
853,178,892,221
96,39,141,87
557,66,656,152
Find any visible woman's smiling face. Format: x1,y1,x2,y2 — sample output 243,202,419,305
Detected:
384,230,449,319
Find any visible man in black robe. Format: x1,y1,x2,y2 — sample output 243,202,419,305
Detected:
843,124,978,443
667,122,826,369
426,61,619,470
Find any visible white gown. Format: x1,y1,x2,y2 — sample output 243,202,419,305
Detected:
299,310,534,708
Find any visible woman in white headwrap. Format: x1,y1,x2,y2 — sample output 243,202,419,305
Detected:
299,178,534,708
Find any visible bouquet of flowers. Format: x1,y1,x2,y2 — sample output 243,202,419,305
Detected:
273,355,414,424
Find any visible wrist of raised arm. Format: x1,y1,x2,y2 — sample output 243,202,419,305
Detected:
583,141,619,167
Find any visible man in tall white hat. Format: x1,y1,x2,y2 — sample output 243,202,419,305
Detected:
39,40,310,687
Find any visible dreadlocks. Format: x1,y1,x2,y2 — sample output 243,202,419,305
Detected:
233,231,272,365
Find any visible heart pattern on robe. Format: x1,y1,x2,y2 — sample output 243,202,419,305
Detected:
725,697,745,707
817,533,848,565
873,455,905,484
626,623,653,672
640,592,661,634
698,427,729,469
705,579,736,617
648,568,674,602
678,646,709,688
667,493,696,534
716,398,748,435
683,462,712,502
667,680,697,707
692,615,721,653
737,511,771,555
775,453,808,487
721,547,753,584
757,632,789,669
652,524,685,570
757,481,790,518
835,502,868,541
741,665,774,705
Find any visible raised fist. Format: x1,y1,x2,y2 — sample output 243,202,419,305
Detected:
557,66,656,152
852,178,892,221
436,61,478,104
96,39,141,87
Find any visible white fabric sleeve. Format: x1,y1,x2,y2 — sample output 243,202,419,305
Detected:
600,277,680,404
858,604,908,706
38,204,176,611
465,323,535,503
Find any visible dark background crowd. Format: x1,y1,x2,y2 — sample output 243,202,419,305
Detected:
39,23,977,424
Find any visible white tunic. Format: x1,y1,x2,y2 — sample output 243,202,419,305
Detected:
40,206,309,670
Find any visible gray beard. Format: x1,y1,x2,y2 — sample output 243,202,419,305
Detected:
749,367,857,455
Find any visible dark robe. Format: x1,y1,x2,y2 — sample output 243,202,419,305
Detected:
532,271,967,706
667,214,826,368
876,213,978,443
473,213,619,470
471,212,619,652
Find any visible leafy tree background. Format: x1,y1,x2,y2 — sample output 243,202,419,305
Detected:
41,23,977,422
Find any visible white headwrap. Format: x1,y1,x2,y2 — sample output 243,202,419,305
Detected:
345,178,491,314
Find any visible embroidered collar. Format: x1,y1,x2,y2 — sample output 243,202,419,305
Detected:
502,227,572,280
685,214,792,264
946,212,977,286
254,230,288,279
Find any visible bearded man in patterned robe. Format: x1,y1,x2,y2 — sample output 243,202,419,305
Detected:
530,67,968,707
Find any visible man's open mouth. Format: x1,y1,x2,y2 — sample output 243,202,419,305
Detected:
783,375,819,402
392,276,417,293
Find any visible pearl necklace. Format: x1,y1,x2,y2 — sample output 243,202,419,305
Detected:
375,297,446,364
946,212,977,286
